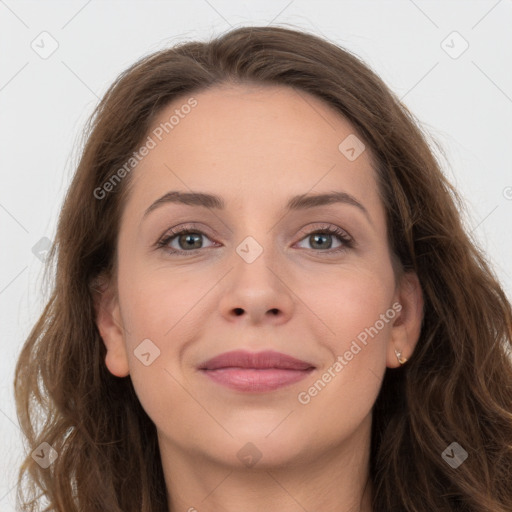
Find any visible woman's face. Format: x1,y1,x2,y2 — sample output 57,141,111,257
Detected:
97,84,423,469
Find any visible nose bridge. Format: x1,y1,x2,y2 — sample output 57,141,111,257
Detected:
231,229,282,285
228,201,281,266
222,199,293,283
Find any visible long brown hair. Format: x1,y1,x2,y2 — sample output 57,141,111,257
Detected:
14,25,512,511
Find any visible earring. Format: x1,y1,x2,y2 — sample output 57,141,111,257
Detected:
394,348,408,365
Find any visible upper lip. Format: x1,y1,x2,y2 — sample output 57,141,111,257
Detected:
198,350,315,371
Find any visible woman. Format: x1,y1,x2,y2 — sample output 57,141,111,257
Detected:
14,25,512,512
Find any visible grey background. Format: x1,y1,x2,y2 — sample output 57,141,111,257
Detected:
1,1,511,509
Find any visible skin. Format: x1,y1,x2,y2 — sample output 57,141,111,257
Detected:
96,84,424,512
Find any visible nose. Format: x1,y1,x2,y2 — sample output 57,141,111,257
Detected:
217,239,295,326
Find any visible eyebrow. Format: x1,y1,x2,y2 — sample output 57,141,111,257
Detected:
143,190,371,223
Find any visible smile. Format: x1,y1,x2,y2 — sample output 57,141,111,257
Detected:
198,349,316,392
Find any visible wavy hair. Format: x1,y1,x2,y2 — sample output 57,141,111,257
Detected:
14,25,512,511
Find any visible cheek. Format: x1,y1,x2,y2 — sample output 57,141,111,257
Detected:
116,270,198,432
335,280,393,348
117,266,204,340
309,261,395,342
115,261,219,401
303,264,395,410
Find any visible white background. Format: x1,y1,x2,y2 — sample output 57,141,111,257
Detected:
1,1,511,509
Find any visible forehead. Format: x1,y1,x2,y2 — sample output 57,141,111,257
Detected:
125,83,380,217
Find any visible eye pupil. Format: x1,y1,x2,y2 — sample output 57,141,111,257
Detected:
311,233,332,249
180,233,202,249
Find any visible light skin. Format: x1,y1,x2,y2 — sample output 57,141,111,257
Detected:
95,84,424,512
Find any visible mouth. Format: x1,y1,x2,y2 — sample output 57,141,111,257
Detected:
198,350,316,392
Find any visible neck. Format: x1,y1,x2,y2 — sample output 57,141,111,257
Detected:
159,413,374,512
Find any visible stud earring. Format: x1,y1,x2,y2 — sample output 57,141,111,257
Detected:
394,348,408,365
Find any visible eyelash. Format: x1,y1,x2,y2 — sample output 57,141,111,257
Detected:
155,223,354,256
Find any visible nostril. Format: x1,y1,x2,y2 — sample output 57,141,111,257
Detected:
234,308,244,316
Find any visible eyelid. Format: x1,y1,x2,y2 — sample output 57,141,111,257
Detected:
293,223,353,252
295,223,351,241
155,222,354,255
155,223,217,251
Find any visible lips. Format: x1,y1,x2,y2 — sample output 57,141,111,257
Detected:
198,350,315,392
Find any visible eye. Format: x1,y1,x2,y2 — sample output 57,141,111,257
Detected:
155,223,354,256
295,224,353,253
156,225,217,254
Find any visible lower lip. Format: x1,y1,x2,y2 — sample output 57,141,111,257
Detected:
200,367,314,392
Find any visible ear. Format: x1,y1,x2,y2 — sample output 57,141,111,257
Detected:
92,274,130,377
386,271,424,368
